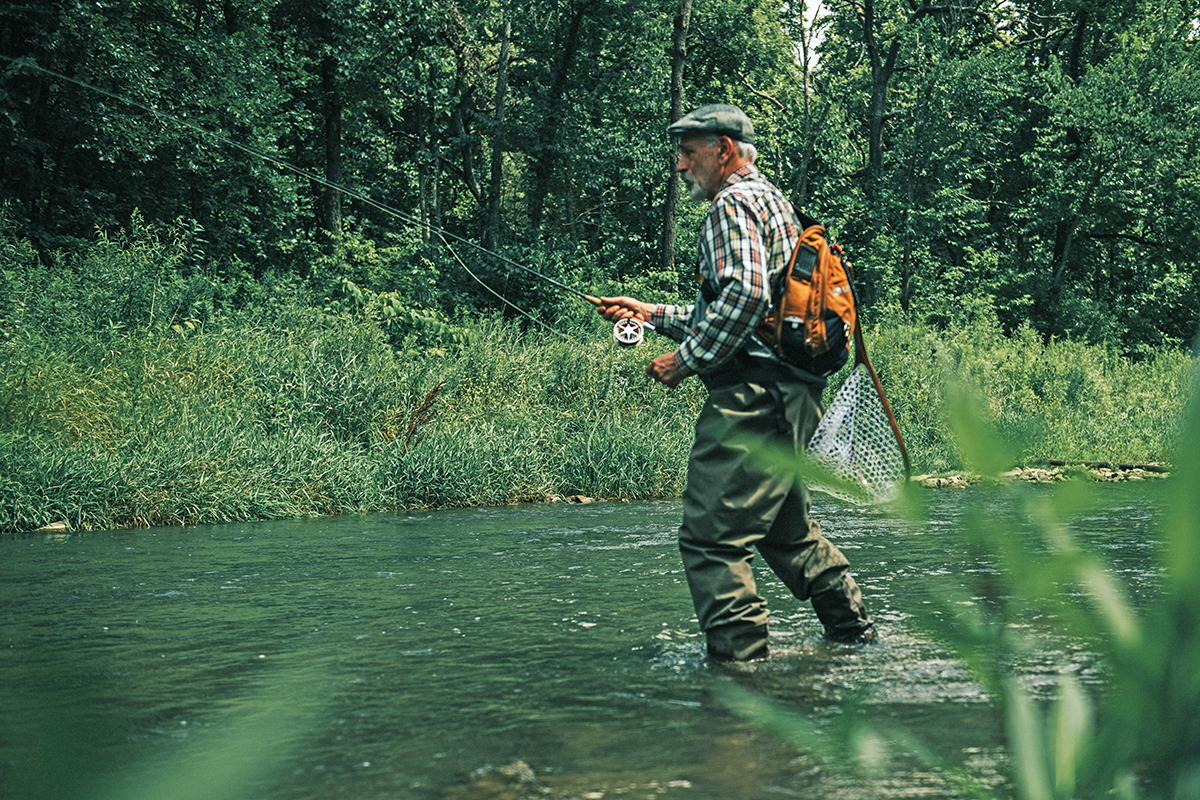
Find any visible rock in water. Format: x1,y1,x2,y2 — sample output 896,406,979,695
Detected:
443,761,549,800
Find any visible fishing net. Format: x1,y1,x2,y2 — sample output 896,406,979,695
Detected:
806,363,908,504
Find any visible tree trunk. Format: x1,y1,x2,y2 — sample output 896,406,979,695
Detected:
415,105,441,246
855,0,899,204
485,20,512,253
791,3,829,208
660,0,691,271
448,16,482,207
319,54,342,242
417,104,430,245
792,101,829,206
527,2,588,230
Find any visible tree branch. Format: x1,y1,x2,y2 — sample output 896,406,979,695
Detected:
907,3,1011,44
1084,232,1164,248
739,74,786,112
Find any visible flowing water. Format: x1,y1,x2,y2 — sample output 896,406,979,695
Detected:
0,484,1164,800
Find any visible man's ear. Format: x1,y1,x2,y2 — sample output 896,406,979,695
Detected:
717,135,734,163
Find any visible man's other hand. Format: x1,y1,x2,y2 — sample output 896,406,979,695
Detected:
646,352,686,388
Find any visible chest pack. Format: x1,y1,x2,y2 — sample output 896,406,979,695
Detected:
756,215,857,378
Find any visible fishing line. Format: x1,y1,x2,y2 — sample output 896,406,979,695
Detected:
431,228,570,340
0,53,641,336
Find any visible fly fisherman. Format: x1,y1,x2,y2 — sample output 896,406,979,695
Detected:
597,104,874,662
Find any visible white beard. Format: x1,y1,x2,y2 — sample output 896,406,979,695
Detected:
682,174,707,202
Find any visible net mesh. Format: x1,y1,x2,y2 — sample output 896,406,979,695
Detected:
806,364,907,504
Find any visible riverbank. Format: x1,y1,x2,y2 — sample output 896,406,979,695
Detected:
3,308,1192,534
913,461,1172,489
2,227,1193,533
24,461,1171,534
3,308,1190,534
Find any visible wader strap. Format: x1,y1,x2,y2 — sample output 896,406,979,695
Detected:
699,351,828,393
765,383,789,435
700,364,791,391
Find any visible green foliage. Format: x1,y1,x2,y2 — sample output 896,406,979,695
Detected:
3,0,1197,351
812,0,1200,351
1,212,213,339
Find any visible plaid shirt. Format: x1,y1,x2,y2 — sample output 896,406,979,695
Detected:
652,165,799,376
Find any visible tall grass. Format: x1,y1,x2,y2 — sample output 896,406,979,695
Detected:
0,302,704,531
0,222,1193,532
864,317,1192,472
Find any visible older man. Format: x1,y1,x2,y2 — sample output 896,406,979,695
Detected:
598,104,874,661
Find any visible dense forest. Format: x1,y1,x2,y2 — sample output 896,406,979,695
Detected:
2,0,1197,355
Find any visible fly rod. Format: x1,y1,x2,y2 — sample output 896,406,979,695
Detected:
1,54,657,347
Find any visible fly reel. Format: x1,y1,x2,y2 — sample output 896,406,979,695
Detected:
612,317,648,348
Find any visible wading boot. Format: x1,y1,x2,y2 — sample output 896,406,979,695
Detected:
809,572,875,644
705,625,770,662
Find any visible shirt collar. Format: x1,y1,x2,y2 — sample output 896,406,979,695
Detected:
716,164,760,197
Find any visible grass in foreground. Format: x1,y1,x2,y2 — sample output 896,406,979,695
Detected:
720,368,1200,800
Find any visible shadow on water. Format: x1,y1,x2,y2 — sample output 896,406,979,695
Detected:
0,483,1164,799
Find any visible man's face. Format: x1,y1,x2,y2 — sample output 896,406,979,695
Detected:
675,133,726,202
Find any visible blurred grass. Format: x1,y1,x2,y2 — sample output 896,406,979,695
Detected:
718,365,1200,799
21,661,330,800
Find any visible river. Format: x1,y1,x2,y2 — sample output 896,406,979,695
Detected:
0,483,1164,799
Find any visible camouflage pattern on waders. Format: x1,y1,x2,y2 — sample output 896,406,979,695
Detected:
680,370,872,661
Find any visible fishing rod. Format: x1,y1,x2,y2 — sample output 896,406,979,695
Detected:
0,54,657,348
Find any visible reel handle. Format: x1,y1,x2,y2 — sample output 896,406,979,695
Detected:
613,317,655,347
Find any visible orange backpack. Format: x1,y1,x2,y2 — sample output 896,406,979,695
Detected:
757,218,857,377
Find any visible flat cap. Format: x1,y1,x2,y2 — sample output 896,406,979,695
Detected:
666,104,755,143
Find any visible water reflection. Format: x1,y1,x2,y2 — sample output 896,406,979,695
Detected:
0,483,1163,799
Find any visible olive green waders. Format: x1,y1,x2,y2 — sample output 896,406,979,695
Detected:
680,374,873,661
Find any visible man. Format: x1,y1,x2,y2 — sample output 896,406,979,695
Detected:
597,104,874,662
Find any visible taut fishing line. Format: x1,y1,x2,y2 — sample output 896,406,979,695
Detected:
430,228,569,340
0,53,655,345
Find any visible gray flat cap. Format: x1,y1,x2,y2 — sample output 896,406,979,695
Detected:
667,104,755,143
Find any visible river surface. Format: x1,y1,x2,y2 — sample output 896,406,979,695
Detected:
0,484,1164,800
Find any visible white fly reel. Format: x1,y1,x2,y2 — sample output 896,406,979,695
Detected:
612,317,649,348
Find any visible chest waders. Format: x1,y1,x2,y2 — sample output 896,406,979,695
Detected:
680,351,874,661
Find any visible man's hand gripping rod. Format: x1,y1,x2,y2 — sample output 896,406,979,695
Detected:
585,296,656,349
